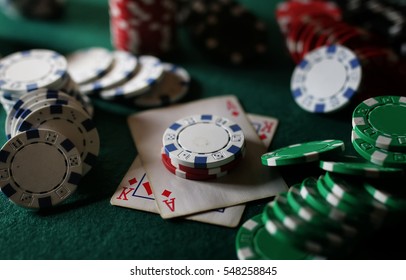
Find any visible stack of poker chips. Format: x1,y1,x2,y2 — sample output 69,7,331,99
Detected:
161,114,246,180
184,0,269,65
66,47,191,108
0,49,100,209
333,0,406,57
109,0,177,57
351,96,406,169
234,139,406,260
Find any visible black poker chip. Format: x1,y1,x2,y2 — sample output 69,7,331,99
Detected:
186,0,269,65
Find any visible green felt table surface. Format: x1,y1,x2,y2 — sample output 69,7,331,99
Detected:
0,0,404,260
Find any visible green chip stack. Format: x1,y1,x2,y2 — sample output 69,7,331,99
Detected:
235,133,406,260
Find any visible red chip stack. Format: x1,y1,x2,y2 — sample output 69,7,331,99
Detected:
109,0,177,57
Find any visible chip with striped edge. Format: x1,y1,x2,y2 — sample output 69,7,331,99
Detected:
291,45,362,113
0,49,68,93
261,139,344,166
163,114,245,169
17,104,100,175
0,129,82,209
351,129,406,168
352,96,406,152
236,214,321,260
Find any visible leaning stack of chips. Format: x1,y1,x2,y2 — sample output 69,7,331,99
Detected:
161,114,246,180
67,47,191,108
235,136,406,259
0,49,100,209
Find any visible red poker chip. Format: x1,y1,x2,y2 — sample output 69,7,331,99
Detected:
161,153,228,181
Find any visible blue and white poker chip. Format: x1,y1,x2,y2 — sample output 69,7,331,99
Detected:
133,62,191,108
291,45,362,113
162,114,245,168
79,50,138,94
67,47,114,85
0,49,67,93
17,104,100,175
100,55,164,100
0,128,82,209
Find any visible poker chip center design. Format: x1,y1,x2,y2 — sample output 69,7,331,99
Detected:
369,104,406,135
178,123,229,154
12,143,66,192
305,59,347,99
6,58,51,82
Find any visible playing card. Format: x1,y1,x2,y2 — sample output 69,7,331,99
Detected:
111,113,279,227
127,95,287,218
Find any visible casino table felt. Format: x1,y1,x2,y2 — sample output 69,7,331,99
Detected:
0,0,405,259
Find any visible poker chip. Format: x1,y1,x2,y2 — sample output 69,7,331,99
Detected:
265,193,344,247
236,214,320,260
109,0,177,56
352,96,406,152
18,104,100,175
261,139,344,166
364,180,406,211
67,47,114,85
351,129,406,168
133,63,191,108
79,50,138,94
320,158,404,178
0,49,67,94
162,114,245,169
100,55,164,100
0,129,82,209
287,183,358,238
291,45,362,113
161,150,228,181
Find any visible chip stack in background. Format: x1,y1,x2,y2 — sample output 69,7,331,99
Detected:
0,50,100,210
109,0,177,57
184,0,269,65
275,1,405,113
66,47,191,108
161,114,246,180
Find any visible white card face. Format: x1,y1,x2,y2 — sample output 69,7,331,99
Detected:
111,112,279,227
127,95,287,218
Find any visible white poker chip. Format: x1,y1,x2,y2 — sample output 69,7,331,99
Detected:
162,114,245,168
133,63,191,107
67,47,114,85
100,55,164,100
17,104,100,175
5,89,89,139
0,49,68,93
11,95,90,139
291,45,362,113
79,50,138,94
0,129,82,209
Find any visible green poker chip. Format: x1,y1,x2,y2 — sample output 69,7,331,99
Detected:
351,129,406,168
266,193,344,247
261,139,344,166
299,177,347,221
352,96,406,152
323,172,383,209
235,214,321,260
320,156,404,178
287,184,358,238
364,180,406,211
